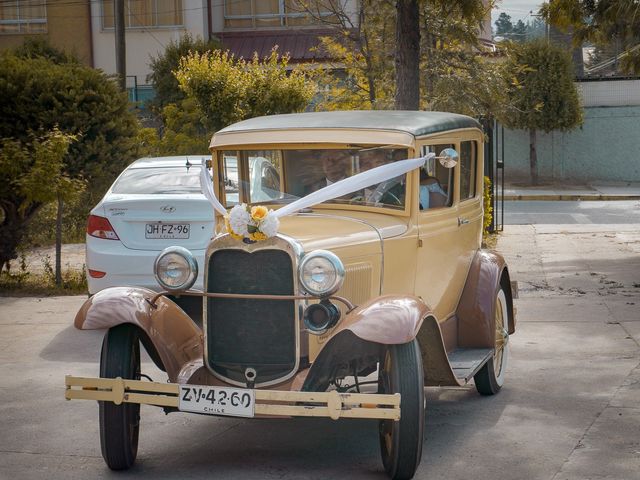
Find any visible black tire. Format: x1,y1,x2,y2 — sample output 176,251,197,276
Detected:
378,339,425,480
99,323,141,470
474,287,509,396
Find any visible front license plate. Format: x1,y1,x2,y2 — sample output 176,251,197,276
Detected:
145,223,190,239
178,385,255,418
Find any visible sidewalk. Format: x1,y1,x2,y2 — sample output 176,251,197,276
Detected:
501,181,640,201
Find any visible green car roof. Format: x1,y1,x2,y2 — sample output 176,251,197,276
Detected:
217,110,481,137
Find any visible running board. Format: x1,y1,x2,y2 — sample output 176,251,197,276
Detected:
447,348,493,383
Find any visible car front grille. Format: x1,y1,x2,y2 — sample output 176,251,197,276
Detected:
206,248,296,386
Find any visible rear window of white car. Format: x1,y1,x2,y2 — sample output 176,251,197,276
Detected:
112,167,202,194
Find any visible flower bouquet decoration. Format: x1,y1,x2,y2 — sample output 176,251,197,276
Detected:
225,204,280,242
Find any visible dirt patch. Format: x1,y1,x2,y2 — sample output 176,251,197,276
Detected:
8,243,86,274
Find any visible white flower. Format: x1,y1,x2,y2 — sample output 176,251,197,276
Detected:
260,211,280,238
228,204,251,236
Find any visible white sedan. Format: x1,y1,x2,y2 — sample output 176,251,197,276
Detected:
85,156,214,295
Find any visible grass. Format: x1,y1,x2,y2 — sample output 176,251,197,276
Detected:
0,254,87,296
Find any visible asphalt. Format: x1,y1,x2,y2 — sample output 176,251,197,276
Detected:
501,181,640,201
0,223,639,479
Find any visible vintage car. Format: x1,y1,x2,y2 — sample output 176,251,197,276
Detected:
66,111,515,480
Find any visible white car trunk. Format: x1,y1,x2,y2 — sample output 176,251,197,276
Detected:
103,194,214,251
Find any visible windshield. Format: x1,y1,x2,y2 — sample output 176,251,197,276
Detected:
112,166,202,194
218,148,409,210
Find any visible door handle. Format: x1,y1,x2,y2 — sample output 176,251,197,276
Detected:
458,217,470,226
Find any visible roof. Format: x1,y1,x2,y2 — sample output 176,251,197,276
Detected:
129,156,210,169
216,111,482,137
214,29,335,63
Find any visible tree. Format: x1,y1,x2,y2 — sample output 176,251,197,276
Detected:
512,20,527,39
147,33,220,112
495,12,514,35
541,0,640,74
175,49,315,133
308,1,397,110
310,0,494,115
0,49,139,268
500,40,583,185
0,129,85,281
395,0,420,109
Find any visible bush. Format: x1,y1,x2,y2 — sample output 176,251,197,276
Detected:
147,33,220,112
483,176,493,235
0,46,140,267
176,49,316,132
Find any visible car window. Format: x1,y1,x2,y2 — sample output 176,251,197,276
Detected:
460,141,477,200
247,151,283,203
219,148,409,210
221,154,239,206
418,144,455,210
111,166,202,194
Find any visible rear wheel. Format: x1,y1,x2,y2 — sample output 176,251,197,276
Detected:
474,287,509,395
378,340,425,480
99,323,141,470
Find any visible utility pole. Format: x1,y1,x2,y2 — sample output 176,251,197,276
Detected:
114,0,126,91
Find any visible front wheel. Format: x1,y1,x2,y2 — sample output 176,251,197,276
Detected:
99,323,141,470
378,339,425,480
474,287,510,395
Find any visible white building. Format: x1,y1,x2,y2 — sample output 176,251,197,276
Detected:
90,0,209,87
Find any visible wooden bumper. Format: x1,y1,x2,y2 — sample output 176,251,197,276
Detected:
65,375,401,421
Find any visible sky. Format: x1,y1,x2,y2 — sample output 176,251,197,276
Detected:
492,0,544,27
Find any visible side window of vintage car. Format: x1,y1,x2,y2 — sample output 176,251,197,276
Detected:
221,154,239,206
419,144,455,210
460,141,477,200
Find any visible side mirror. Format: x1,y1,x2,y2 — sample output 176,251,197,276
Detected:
438,148,458,169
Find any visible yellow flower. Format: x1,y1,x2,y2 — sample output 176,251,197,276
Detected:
224,216,244,241
249,231,267,242
250,205,268,222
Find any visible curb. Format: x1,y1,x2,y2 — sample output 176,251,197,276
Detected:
503,194,640,201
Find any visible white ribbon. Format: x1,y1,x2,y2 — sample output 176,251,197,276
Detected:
200,159,227,216
200,154,434,218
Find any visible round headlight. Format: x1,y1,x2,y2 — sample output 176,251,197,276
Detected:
299,250,345,297
154,246,198,292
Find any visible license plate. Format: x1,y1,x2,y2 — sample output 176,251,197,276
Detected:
145,223,190,239
178,385,255,418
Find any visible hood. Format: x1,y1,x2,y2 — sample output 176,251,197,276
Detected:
277,209,409,253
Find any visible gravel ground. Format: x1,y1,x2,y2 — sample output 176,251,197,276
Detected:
7,243,86,274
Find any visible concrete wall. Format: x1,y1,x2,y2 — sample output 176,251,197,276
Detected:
90,0,208,86
503,105,640,183
503,79,640,183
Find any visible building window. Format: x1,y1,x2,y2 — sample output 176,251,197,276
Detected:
0,0,47,34
224,0,336,29
102,0,183,29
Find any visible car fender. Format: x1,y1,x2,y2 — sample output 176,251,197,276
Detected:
456,249,515,349
335,294,431,345
74,286,203,382
303,295,459,390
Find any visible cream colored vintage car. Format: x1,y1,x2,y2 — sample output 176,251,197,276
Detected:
66,111,515,480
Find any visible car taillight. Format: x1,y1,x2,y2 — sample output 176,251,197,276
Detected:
87,215,120,240
88,269,106,278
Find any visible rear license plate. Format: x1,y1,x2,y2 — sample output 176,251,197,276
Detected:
178,385,255,417
145,223,190,239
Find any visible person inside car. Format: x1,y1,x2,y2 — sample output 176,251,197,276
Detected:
419,168,448,209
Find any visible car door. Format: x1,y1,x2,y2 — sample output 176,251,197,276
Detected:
414,141,470,326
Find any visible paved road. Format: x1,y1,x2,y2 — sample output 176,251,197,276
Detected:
1,225,639,479
503,200,640,224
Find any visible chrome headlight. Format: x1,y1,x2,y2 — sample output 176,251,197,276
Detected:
298,250,345,297
154,246,198,292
